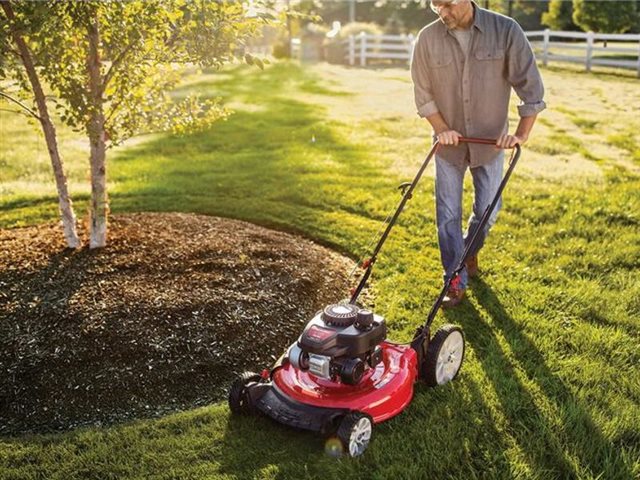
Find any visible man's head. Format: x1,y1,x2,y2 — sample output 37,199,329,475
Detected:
430,0,474,30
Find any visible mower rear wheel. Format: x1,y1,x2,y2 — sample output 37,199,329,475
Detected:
423,324,465,387
337,412,373,457
228,371,262,415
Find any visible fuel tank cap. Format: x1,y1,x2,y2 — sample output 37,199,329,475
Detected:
355,310,374,330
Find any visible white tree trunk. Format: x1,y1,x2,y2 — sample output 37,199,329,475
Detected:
87,10,108,249
42,120,80,249
2,1,80,249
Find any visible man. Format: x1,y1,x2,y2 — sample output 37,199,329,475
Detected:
411,0,545,307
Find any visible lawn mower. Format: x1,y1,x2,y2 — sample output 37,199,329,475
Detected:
228,138,521,457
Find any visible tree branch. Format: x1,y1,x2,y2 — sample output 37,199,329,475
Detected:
0,90,41,120
103,93,124,127
164,20,182,49
5,45,22,58
102,42,135,89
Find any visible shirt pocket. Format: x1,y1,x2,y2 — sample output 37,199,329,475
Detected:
474,47,505,81
426,54,455,90
474,48,505,61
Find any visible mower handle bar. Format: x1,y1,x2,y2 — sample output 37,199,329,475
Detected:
349,137,521,316
458,136,508,146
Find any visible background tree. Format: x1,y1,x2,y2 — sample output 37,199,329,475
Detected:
294,0,437,34
633,0,640,33
572,0,637,33
367,0,437,33
0,1,80,248
542,0,577,31
508,0,547,30
6,0,271,248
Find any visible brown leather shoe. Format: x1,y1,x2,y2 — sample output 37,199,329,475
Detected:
465,255,479,278
442,286,465,308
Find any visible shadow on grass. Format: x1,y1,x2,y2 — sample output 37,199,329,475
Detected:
0,373,552,479
217,414,327,477
445,279,633,479
105,62,397,253
2,62,397,240
0,196,60,213
214,375,515,479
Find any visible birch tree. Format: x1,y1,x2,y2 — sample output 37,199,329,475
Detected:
0,1,80,248
4,0,271,248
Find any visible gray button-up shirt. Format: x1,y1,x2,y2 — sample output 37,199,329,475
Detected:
411,3,546,168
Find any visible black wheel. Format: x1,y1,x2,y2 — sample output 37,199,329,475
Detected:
337,412,373,457
228,371,261,415
423,324,465,387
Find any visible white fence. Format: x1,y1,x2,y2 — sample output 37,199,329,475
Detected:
526,29,640,76
345,32,415,67
345,29,640,77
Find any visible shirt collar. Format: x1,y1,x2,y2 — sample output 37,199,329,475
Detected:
472,2,486,33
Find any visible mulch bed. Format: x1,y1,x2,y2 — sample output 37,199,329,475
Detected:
0,213,355,435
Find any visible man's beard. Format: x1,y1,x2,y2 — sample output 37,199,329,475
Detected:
441,16,457,28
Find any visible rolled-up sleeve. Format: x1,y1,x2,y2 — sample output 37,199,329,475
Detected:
506,22,546,117
411,35,439,118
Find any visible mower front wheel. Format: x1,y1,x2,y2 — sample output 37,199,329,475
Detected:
337,412,373,457
228,371,262,415
423,324,465,387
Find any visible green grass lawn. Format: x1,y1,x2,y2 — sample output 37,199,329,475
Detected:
1,61,639,479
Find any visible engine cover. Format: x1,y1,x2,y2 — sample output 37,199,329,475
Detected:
297,304,386,359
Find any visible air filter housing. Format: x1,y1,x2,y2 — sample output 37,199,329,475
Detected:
321,303,359,326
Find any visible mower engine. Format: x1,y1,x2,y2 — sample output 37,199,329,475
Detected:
287,303,387,385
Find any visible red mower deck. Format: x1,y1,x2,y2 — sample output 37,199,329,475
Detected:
270,342,417,423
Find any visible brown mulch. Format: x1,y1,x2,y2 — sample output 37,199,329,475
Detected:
0,213,356,435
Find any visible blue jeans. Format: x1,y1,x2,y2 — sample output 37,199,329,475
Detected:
435,151,504,289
